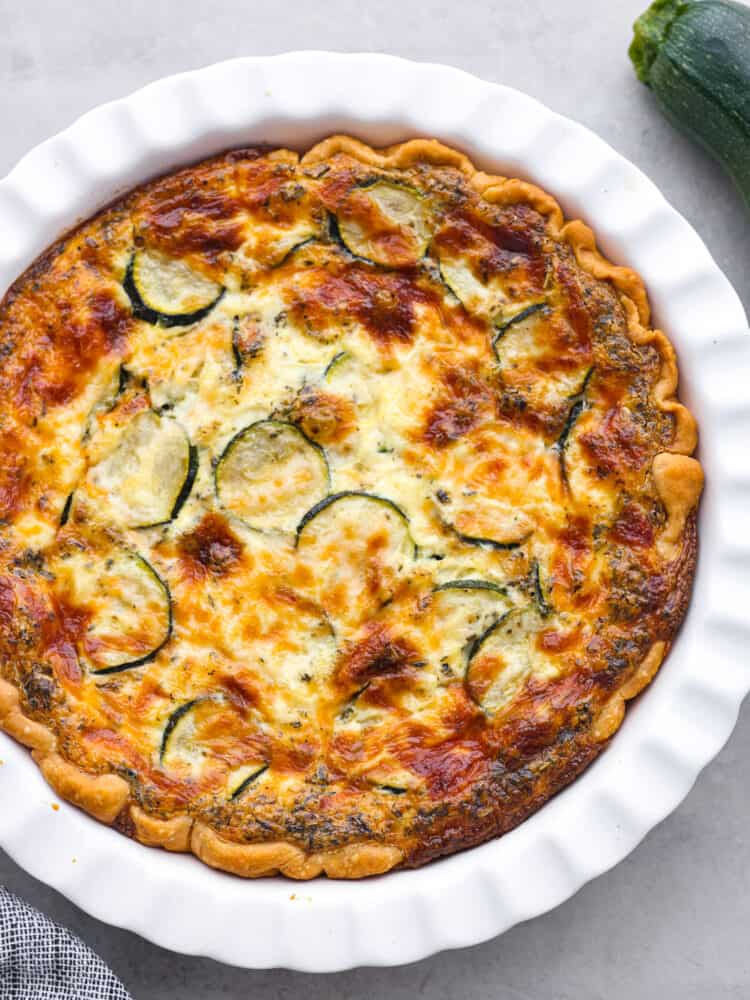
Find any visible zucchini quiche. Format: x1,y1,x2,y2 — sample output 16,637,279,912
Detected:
0,137,703,879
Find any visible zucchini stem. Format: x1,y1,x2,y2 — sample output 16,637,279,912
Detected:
630,0,687,84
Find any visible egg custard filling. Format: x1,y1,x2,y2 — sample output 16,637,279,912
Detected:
0,137,702,878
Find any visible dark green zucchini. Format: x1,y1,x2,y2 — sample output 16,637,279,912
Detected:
160,697,269,791
533,561,553,618
272,237,317,268
437,492,533,550
492,302,548,352
51,545,173,675
295,491,416,557
229,764,269,800
93,552,172,675
437,255,490,315
336,181,432,266
465,607,540,713
124,250,225,328
117,365,130,395
295,492,416,621
231,315,266,372
160,697,205,763
171,446,199,520
326,212,347,250
555,368,593,486
434,579,508,596
450,529,528,551
323,351,349,380
337,682,370,721
59,492,73,527
87,410,197,528
631,0,750,208
437,258,543,324
82,364,132,442
216,419,330,533
443,517,533,552
431,580,510,678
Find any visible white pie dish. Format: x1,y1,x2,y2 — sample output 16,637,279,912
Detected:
0,51,748,972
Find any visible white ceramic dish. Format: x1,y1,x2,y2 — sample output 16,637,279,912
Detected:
0,52,749,973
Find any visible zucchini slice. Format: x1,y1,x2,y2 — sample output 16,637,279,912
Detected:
438,252,532,320
51,544,172,675
465,607,542,713
555,369,593,486
272,237,317,269
322,350,373,408
336,182,432,267
439,493,533,549
430,580,510,678
229,764,269,801
87,410,197,528
231,314,266,371
124,250,224,328
435,213,544,320
159,695,268,787
296,492,416,622
434,578,508,595
365,766,421,794
438,255,488,313
322,351,349,381
215,420,330,533
296,491,414,553
492,303,548,359
494,311,592,409
533,561,553,618
83,364,131,441
494,302,547,338
159,697,207,764
59,492,73,527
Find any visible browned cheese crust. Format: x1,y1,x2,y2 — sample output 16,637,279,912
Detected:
0,137,703,878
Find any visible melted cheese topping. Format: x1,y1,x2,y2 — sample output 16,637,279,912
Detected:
0,145,690,852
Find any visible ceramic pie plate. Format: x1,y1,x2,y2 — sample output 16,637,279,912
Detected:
0,52,748,972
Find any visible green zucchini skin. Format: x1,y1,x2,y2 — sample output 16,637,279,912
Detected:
555,367,593,487
273,237,317,269
465,612,511,668
159,697,204,763
231,316,265,372
91,555,173,676
215,419,330,534
492,302,547,349
322,350,348,379
230,764,269,801
93,626,173,674
294,491,413,549
533,561,552,618
630,0,750,208
168,444,198,522
433,579,507,596
123,255,225,328
326,213,349,254
59,492,73,527
449,528,528,552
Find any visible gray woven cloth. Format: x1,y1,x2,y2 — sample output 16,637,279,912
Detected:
0,887,132,999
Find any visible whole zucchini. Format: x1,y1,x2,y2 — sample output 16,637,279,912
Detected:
630,0,750,208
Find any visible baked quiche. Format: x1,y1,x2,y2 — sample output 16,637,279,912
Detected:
0,137,703,879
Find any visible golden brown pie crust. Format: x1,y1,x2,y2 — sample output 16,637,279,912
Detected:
0,137,703,879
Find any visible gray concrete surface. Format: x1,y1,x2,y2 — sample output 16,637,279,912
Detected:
1,1,749,997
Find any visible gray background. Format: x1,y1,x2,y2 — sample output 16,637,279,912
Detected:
1,1,749,997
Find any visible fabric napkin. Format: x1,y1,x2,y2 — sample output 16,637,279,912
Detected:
0,886,132,999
